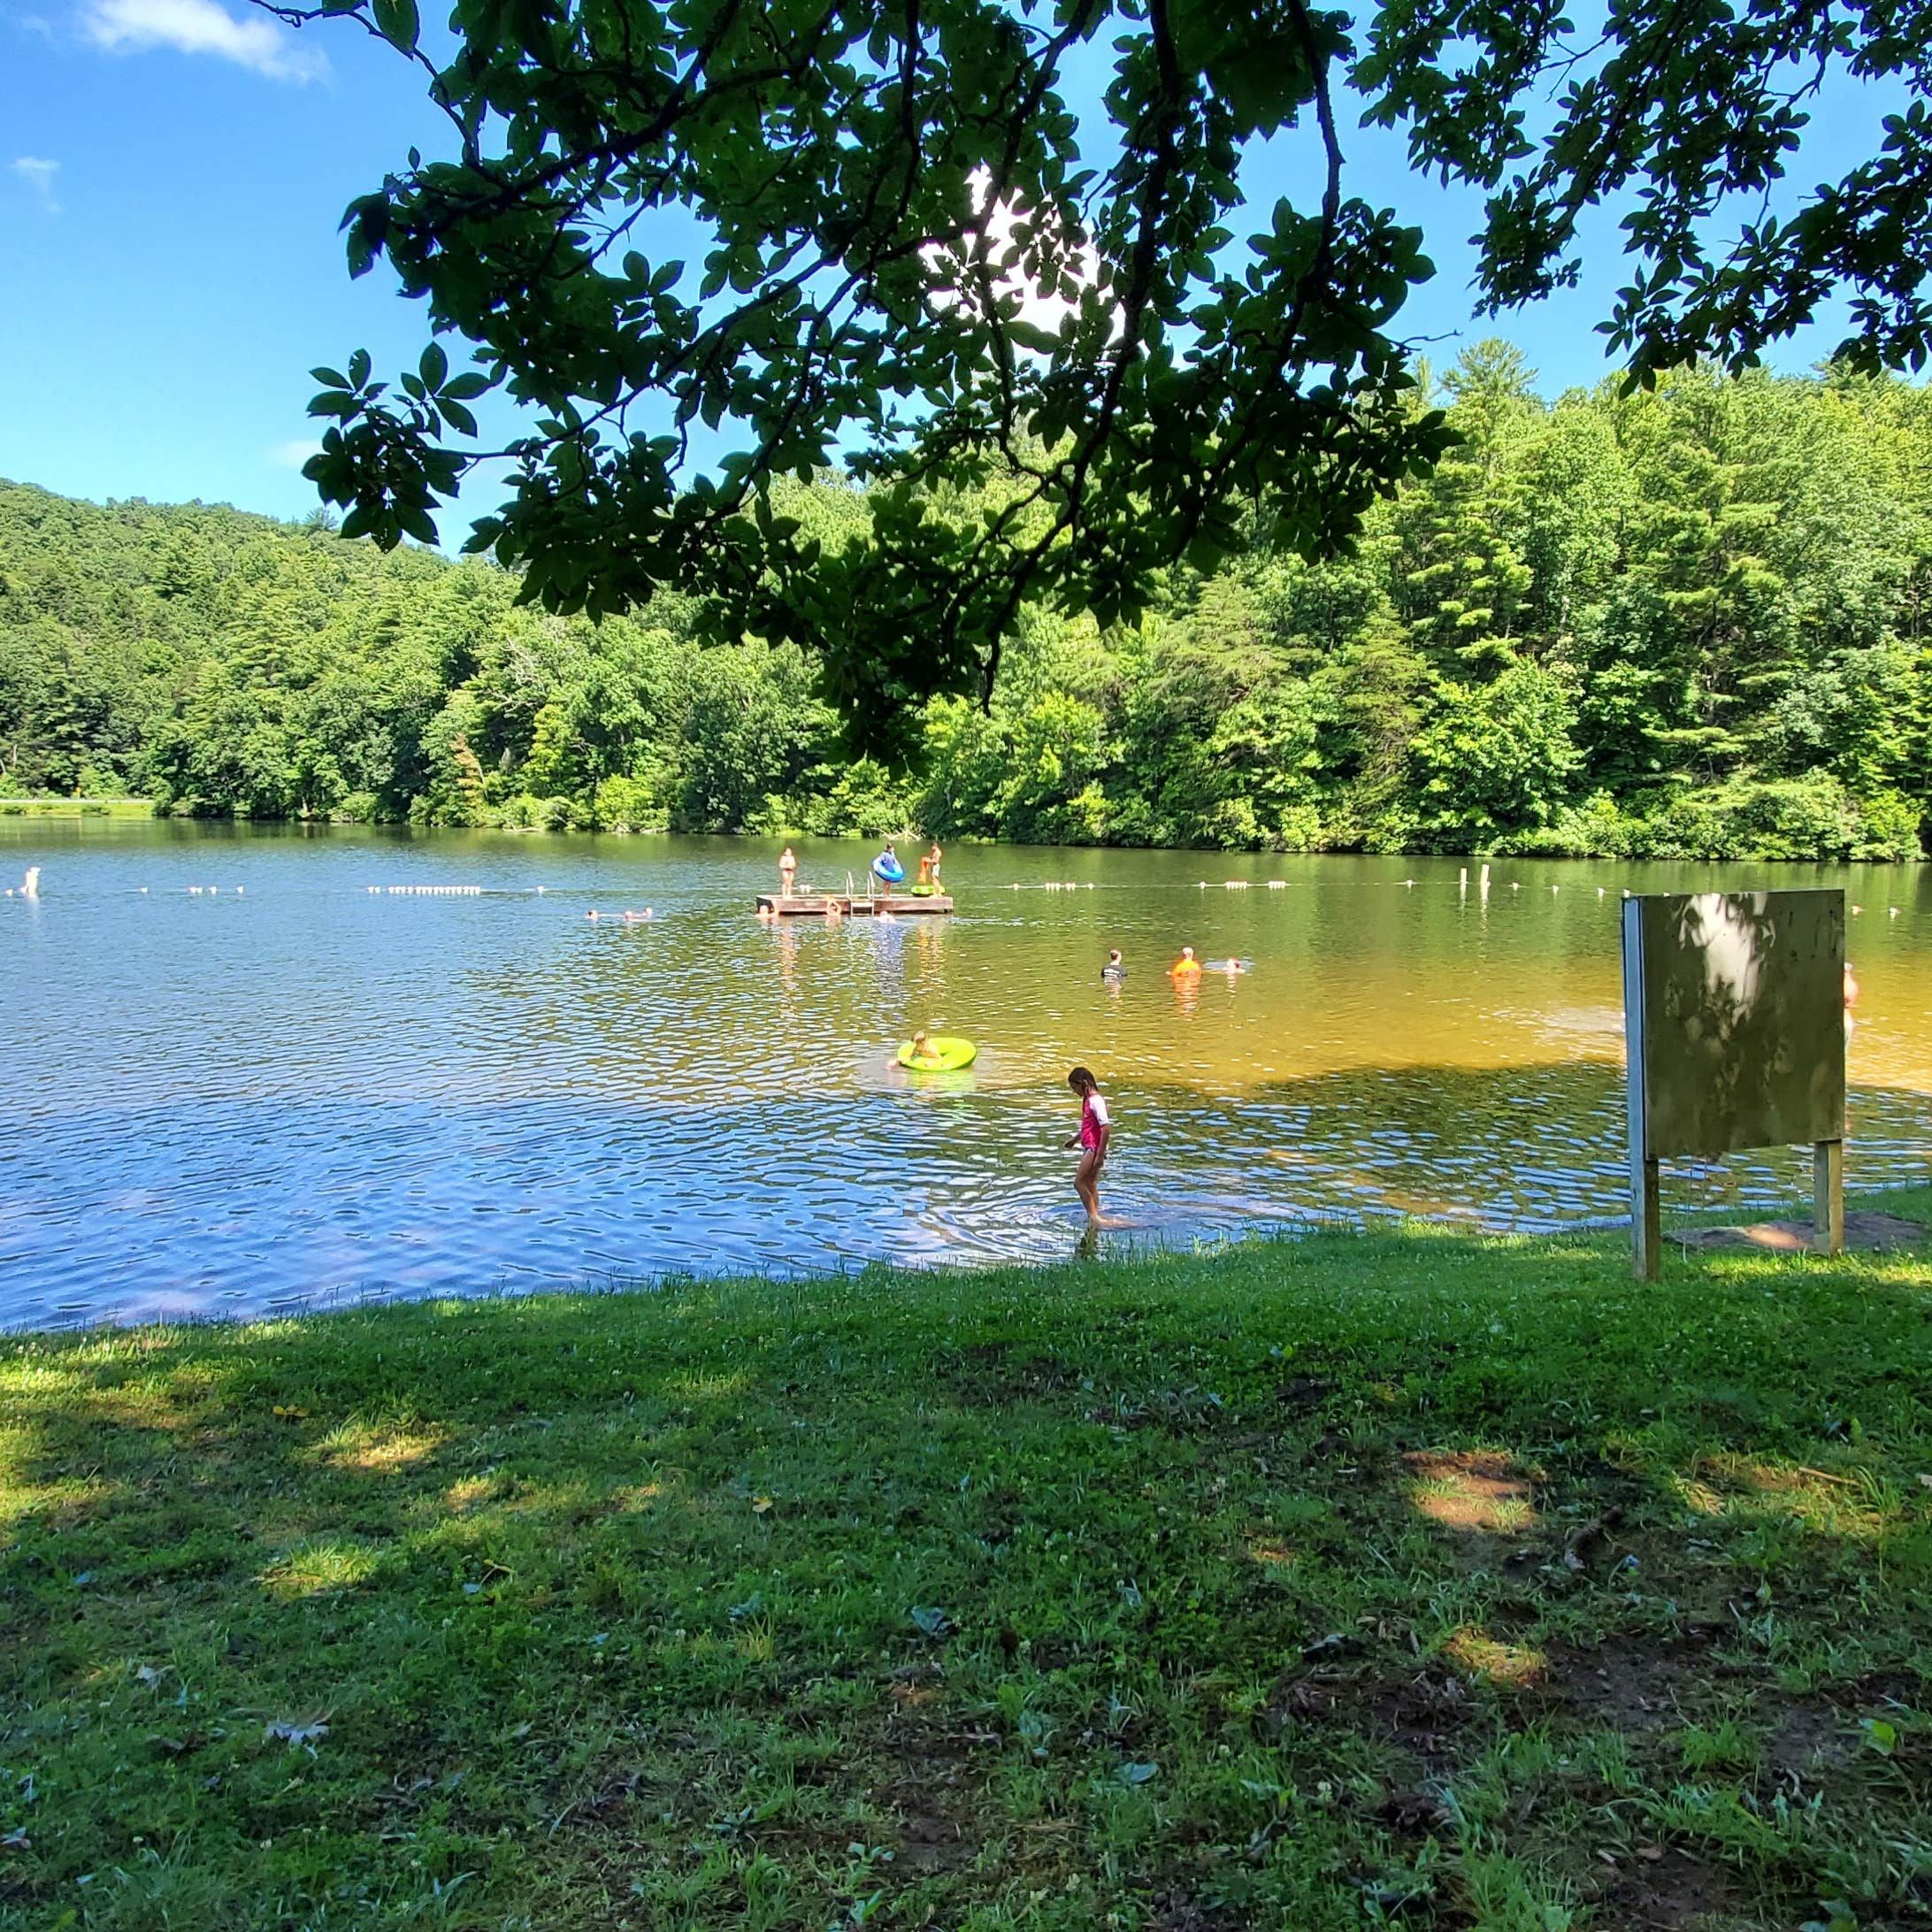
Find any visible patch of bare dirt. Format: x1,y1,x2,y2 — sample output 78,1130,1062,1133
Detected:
1375,1786,1454,1836
1543,1632,1721,1731
887,1786,976,1874
1148,1890,1245,1931
1368,1665,1479,1765
939,1343,1076,1406
1767,1699,1856,1780
1597,1845,1748,1929
1674,1209,1923,1254
879,1708,1000,1873
1276,1375,1335,1413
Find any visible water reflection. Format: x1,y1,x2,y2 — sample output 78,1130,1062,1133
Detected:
2,824,1929,1329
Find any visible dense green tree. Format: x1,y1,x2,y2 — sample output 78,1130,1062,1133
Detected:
7,345,1932,856
268,0,1932,751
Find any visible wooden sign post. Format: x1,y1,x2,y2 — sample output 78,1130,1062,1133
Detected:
1622,890,1845,1280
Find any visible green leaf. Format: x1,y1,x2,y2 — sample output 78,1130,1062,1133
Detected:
348,348,372,388
372,0,418,50
419,342,448,391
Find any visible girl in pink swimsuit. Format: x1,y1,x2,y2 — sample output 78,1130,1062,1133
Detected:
1063,1065,1111,1221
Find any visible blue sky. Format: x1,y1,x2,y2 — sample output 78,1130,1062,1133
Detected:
0,0,1903,540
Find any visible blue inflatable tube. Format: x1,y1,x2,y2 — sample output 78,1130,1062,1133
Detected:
871,855,906,884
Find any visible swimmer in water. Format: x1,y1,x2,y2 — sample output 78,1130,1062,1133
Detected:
1844,959,1859,1037
1063,1065,1112,1222
906,1029,945,1069
1169,946,1201,978
1102,948,1125,982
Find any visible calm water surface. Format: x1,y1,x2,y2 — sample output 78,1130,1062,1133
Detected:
4,824,1930,1329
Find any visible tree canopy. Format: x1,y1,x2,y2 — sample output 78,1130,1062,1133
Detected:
268,0,1932,748
8,351,1930,858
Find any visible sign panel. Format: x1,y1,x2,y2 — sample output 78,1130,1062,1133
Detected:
1624,890,1844,1159
1622,889,1845,1277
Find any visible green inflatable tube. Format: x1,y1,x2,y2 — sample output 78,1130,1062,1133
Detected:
896,1035,977,1071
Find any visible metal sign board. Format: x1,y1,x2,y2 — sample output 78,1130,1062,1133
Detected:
1622,889,1845,1277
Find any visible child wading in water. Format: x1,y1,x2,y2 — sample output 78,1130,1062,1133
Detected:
1063,1066,1111,1222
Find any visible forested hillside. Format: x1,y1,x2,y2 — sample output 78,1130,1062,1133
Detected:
5,346,1931,857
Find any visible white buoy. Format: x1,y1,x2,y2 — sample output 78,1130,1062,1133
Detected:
1269,879,1285,889
141,886,148,894
1597,887,1605,898
536,886,546,894
1890,906,1901,917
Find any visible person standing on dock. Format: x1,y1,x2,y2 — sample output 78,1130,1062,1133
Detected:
778,845,797,899
870,841,903,899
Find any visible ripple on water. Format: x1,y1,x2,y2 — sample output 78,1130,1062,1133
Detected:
5,831,1931,1327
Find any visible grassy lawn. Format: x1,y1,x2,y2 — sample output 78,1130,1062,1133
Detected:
0,798,153,820
4,1207,1931,1930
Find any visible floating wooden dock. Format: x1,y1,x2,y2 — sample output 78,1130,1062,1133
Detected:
757,893,954,917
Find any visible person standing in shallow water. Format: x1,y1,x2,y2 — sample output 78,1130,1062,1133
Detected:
1063,1065,1111,1222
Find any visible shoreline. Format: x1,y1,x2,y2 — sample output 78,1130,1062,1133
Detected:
3,1189,1923,1343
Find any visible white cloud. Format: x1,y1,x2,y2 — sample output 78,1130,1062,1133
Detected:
12,156,60,213
80,0,329,81
267,438,321,469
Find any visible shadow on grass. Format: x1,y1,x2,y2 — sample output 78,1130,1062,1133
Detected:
3,1220,1931,1929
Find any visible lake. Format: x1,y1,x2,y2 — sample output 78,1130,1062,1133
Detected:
4,823,1929,1330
